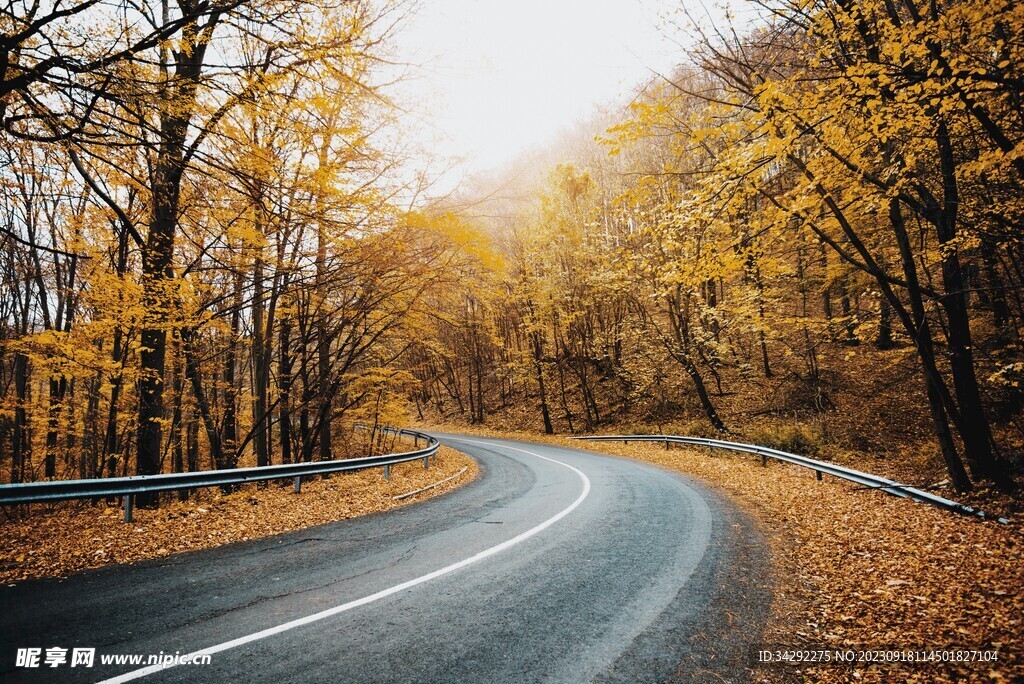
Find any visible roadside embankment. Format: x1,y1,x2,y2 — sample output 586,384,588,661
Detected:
0,445,477,583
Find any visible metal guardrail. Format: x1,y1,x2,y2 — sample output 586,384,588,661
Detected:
0,427,438,522
573,434,1009,523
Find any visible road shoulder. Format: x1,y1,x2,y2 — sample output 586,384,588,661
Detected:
0,445,477,583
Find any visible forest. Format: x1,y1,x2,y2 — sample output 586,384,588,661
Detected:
2,0,1023,506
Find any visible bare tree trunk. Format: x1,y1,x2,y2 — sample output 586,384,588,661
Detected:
316,227,332,462
102,232,129,476
181,327,225,471
221,269,243,470
889,199,973,492
839,276,858,344
933,121,1011,490
981,242,1011,334
103,326,125,472
819,240,833,328
12,351,29,483
138,7,217,505
531,331,554,434
171,350,187,500
876,293,895,349
278,313,293,464
252,254,270,468
667,295,727,432
44,378,60,478
754,263,771,378
187,409,199,473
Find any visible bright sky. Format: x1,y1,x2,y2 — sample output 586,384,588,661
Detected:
395,0,701,180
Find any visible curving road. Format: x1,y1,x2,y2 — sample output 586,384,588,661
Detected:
0,434,770,683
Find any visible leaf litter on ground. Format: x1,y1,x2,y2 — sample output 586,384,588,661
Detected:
0,445,477,584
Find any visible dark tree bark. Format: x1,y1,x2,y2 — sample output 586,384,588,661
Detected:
666,292,727,432
181,327,225,471
278,313,294,464
221,268,243,470
531,329,554,434
932,121,1011,489
315,224,332,462
137,6,220,506
252,254,270,468
888,199,974,492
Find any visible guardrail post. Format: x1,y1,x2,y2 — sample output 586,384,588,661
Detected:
293,476,301,493
423,454,430,469
384,464,390,481
816,470,822,481
664,439,669,451
760,451,768,467
123,494,134,523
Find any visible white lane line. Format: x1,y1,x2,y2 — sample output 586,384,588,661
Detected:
97,438,591,684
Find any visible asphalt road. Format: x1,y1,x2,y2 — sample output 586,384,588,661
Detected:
0,434,770,683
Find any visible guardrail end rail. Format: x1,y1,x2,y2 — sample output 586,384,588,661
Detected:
571,434,1008,524
0,426,440,523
